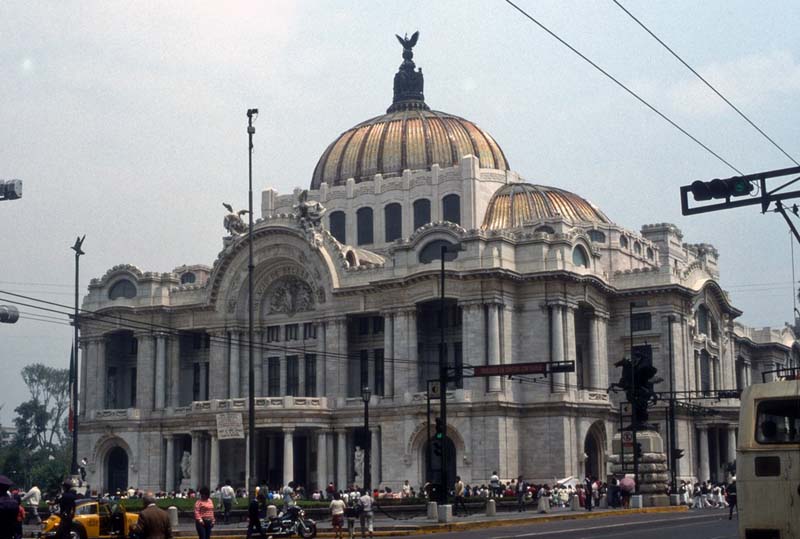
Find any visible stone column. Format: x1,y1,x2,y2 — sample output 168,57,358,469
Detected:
229,330,240,399
588,315,599,390
370,427,380,487
698,425,710,482
336,429,347,489
487,303,502,392
169,336,180,407
709,357,717,390
253,331,263,397
405,309,419,392
84,340,97,413
136,334,155,410
209,332,227,400
283,427,295,486
564,305,577,389
383,312,394,397
550,305,566,392
190,431,202,490
209,432,220,490
726,427,737,469
744,362,752,386
596,314,610,390
199,360,209,401
461,303,485,394
316,327,326,398
316,431,328,489
298,349,306,396
79,340,89,416
96,339,107,410
694,352,702,393
165,435,175,492
155,333,167,409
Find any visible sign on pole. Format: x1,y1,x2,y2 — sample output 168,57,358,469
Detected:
622,431,634,447
473,362,547,377
428,381,441,400
216,412,245,440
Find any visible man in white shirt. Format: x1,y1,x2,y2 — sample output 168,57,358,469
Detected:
21,484,42,525
358,489,374,539
401,480,411,498
220,480,236,524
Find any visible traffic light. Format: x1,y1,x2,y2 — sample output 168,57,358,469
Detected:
634,442,643,460
0,305,19,324
690,177,753,201
435,417,445,440
432,440,443,457
673,448,685,460
0,179,23,201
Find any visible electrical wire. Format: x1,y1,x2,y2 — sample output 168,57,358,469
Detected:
612,0,800,167
503,0,743,175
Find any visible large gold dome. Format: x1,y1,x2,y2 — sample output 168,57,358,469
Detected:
482,183,612,230
311,109,509,189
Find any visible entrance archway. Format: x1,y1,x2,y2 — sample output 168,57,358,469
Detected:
423,437,456,487
107,447,128,494
584,421,606,479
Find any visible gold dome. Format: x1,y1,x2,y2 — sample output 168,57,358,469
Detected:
482,183,612,230
311,109,509,189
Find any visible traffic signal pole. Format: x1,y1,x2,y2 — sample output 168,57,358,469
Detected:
438,245,448,506
629,302,639,495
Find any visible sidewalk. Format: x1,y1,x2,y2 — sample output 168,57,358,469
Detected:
166,505,689,537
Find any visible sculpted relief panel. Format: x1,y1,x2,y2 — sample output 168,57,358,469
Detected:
268,276,314,315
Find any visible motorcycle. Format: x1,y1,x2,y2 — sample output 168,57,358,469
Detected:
261,505,316,538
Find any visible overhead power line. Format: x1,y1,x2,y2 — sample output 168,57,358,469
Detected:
503,0,743,175
612,0,800,167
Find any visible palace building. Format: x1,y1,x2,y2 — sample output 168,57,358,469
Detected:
77,36,798,495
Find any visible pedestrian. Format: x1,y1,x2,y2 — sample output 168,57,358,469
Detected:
358,488,374,539
79,458,88,483
21,484,42,525
489,471,500,499
0,475,20,539
345,487,359,539
281,481,295,513
516,475,526,512
245,493,266,539
133,493,172,539
453,476,468,516
56,480,78,539
726,480,737,520
193,486,215,539
329,492,346,539
220,480,235,524
584,475,593,512
401,480,411,498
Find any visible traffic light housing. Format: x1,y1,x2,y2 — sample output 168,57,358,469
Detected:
0,179,23,201
634,442,643,460
690,177,753,201
435,417,445,440
673,448,685,460
0,305,19,324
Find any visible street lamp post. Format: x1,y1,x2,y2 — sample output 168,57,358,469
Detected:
70,235,85,477
246,108,258,497
362,386,371,492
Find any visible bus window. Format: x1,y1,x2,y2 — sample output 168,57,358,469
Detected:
755,398,800,444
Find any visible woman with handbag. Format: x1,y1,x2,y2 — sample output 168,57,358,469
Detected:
194,486,216,539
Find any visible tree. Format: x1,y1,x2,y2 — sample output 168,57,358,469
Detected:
13,363,70,451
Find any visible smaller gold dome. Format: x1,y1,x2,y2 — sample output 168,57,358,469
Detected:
482,183,612,230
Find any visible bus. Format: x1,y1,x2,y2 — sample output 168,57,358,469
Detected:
737,367,800,539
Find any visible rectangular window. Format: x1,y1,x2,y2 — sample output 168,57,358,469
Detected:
358,317,370,336
372,316,384,334
193,333,203,350
268,357,281,397
755,398,800,444
303,322,317,340
286,355,299,396
129,368,137,407
266,326,281,343
360,350,369,392
631,313,652,332
329,211,346,244
192,363,200,401
374,349,384,396
304,354,317,397
285,324,298,341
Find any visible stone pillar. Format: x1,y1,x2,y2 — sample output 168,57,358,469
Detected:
298,349,306,396
726,427,737,470
199,360,209,401
564,305,577,389
283,427,295,486
461,303,485,394
383,312,394,397
253,331,262,397
79,340,89,415
588,315,600,390
165,435,175,492
694,352,702,393
370,427,380,487
229,330,240,399
136,334,155,410
744,362,752,386
97,339,107,409
324,318,345,399
406,309,419,392
209,332,227,400
550,305,565,392
209,432,220,490
155,333,167,409
316,328,326,398
169,336,180,407
486,303,502,392
85,340,97,412
190,431,202,490
698,426,710,482
316,431,328,489
336,429,347,489
709,357,717,390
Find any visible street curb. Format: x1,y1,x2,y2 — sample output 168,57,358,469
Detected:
172,506,689,538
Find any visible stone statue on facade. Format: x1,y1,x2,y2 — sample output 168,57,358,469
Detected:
294,190,326,228
353,446,365,486
180,450,191,479
223,202,249,235
388,31,427,113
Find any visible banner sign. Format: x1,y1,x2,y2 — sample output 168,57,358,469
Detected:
216,412,245,440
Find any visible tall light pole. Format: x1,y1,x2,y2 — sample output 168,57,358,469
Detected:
361,386,371,492
247,108,258,497
70,235,85,476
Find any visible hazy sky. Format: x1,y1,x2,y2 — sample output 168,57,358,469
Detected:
2,0,799,425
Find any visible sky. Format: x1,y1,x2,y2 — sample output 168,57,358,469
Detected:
2,0,799,426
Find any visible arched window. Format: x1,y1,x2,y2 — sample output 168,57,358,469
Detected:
442,194,461,225
634,241,642,255
419,240,459,264
646,247,654,260
620,236,628,249
329,211,346,244
180,272,196,284
588,230,606,243
572,245,590,268
696,305,710,335
535,225,555,234
109,279,137,300
356,207,373,245
384,203,402,242
413,198,431,231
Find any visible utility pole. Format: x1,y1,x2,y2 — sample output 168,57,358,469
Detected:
438,244,448,505
629,302,639,494
70,235,85,476
246,108,258,498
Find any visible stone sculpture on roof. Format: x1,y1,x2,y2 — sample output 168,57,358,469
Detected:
222,202,249,235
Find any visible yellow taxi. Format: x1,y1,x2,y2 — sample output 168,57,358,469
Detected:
40,498,139,539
